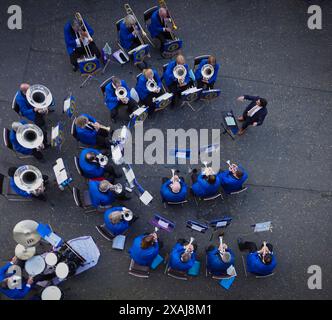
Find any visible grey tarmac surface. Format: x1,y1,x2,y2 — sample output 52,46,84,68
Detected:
0,0,331,300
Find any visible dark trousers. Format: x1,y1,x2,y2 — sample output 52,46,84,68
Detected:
238,241,273,253
34,113,46,128
168,81,192,107
190,169,199,184
142,92,161,114
156,31,173,51
70,42,101,67
197,79,215,90
103,164,122,184
110,98,137,122
241,112,254,130
96,128,111,149
32,149,43,160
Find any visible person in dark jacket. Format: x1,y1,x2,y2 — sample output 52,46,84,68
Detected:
236,95,268,135
169,239,197,272
64,16,101,71
218,163,248,194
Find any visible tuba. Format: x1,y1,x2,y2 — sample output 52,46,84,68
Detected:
13,165,44,195
122,208,134,222
26,84,53,114
146,78,159,93
115,86,128,100
201,64,214,81
173,64,187,83
16,123,44,150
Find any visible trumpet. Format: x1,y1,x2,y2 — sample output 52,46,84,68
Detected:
86,121,111,132
158,0,178,31
146,78,160,93
74,12,93,58
173,64,187,84
226,160,237,172
202,161,215,176
201,64,215,81
184,237,195,253
218,236,225,255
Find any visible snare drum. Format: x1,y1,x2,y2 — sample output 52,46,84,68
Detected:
41,286,62,300
25,255,46,276
55,262,69,279
45,252,58,267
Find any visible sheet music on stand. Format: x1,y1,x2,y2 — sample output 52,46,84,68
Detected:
139,191,153,205
253,221,273,233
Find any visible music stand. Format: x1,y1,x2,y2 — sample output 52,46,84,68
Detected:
186,220,209,234
78,57,101,88
51,122,65,151
221,110,239,140
181,87,202,111
63,94,77,119
101,42,113,74
149,214,175,233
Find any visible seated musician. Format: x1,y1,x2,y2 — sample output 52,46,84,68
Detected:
64,16,101,72
206,240,235,276
195,55,220,90
103,207,132,236
191,167,222,198
9,121,46,160
7,167,48,201
15,83,46,128
0,257,17,282
218,163,248,194
74,114,111,148
105,77,137,123
238,239,277,276
163,54,192,107
160,174,187,203
0,275,34,300
135,68,163,114
148,7,173,52
129,232,159,267
169,239,197,272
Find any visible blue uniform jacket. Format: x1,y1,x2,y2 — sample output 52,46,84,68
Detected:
169,243,196,272
0,263,14,282
0,283,31,300
64,19,94,55
135,69,163,101
88,180,115,208
9,120,33,155
191,174,221,198
243,95,268,126
163,60,190,87
119,20,137,50
105,80,131,111
79,148,105,179
247,252,277,276
104,207,130,236
16,91,35,122
218,166,248,194
10,177,31,198
129,234,159,266
148,9,164,38
75,113,98,146
207,248,235,275
194,59,220,84
160,179,187,203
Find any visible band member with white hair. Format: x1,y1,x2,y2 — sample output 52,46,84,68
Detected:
163,54,192,107
195,55,220,90
15,83,46,128
238,239,277,276
0,257,17,282
206,238,235,276
64,16,101,72
148,7,173,52
9,121,47,160
160,172,187,203
105,77,138,123
74,114,111,148
236,95,268,136
135,68,163,114
191,167,222,198
129,232,160,266
218,162,248,194
103,207,133,236
88,179,130,209
169,239,197,272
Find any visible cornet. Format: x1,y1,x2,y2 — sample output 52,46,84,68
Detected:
226,160,237,172
218,236,225,255
109,183,123,195
202,161,215,176
86,121,111,132
122,208,134,222
184,237,195,253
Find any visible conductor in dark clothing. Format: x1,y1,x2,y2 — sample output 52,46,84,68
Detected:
236,95,268,135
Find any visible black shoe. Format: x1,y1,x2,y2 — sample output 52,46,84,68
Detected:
192,168,198,174
72,65,78,72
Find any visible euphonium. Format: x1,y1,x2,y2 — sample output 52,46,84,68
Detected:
13,165,44,195
201,64,214,81
115,86,128,100
146,78,159,92
26,84,53,114
173,64,187,83
122,208,133,222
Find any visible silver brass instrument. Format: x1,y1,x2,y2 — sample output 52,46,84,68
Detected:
13,220,41,247
26,84,53,114
158,0,178,31
122,208,134,222
173,64,187,84
16,123,44,150
218,236,225,255
96,154,109,167
184,237,195,253
109,183,123,195
201,64,214,81
115,86,128,100
146,78,160,93
87,121,111,132
13,165,44,195
202,161,215,176
75,12,93,58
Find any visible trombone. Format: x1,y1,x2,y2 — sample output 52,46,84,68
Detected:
124,4,155,47
74,12,93,58
158,0,178,31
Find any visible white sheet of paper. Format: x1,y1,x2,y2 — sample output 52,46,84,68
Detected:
124,168,135,183
51,125,59,140
111,146,123,164
225,116,236,126
227,265,237,276
63,98,71,112
254,221,272,232
190,224,204,232
158,220,169,229
140,191,153,205
216,221,228,227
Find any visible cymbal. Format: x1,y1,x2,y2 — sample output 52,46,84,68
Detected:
15,244,36,260
13,220,41,247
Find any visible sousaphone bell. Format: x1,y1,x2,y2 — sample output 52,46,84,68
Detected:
16,123,44,149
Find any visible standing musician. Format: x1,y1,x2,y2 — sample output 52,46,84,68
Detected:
160,172,187,203
9,121,47,161
88,180,129,209
191,166,222,198
163,54,192,107
74,114,112,148
135,68,163,114
148,7,173,52
15,83,46,128
169,239,197,272
105,77,138,123
103,207,133,237
129,232,160,267
195,55,220,90
64,15,101,72
78,148,121,179
206,238,235,276
218,162,248,194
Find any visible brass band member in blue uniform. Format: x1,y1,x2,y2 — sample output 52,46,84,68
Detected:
160,172,187,203
103,207,133,237
64,16,101,72
191,166,222,198
135,68,163,115
169,239,197,272
195,55,220,90
163,54,192,107
105,77,138,123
